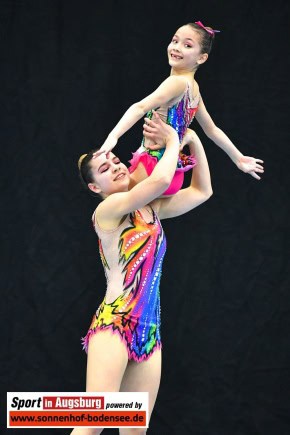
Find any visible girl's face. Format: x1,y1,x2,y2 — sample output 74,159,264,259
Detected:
88,152,130,196
167,25,208,71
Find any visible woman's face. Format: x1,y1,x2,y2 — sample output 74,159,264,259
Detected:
167,25,208,71
88,152,130,196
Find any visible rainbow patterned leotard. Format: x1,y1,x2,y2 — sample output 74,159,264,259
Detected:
81,206,166,362
128,83,200,195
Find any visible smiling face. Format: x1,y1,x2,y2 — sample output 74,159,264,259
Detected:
167,25,208,72
87,152,130,197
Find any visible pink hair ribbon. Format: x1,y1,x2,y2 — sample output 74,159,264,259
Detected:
194,21,220,36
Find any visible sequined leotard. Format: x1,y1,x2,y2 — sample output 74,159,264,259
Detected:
81,205,166,362
129,82,200,195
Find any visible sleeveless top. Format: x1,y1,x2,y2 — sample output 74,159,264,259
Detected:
145,82,200,143
81,205,166,362
129,82,200,172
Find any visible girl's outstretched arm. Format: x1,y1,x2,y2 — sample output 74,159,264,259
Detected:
149,129,213,219
196,96,264,180
95,76,188,157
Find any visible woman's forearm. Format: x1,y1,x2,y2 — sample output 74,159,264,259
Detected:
188,133,212,196
150,134,180,185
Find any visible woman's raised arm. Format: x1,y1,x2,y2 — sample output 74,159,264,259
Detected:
97,114,180,223
150,128,213,219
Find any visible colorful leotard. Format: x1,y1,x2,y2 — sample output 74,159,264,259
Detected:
128,83,200,195
81,205,166,362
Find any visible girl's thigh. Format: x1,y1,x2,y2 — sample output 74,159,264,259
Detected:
86,330,128,392
129,162,148,186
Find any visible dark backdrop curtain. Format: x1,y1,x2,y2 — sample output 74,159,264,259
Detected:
1,0,289,434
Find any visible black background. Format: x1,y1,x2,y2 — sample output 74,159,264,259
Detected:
1,0,290,434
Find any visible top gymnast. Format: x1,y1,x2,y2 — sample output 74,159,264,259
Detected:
73,114,212,435
94,20,264,194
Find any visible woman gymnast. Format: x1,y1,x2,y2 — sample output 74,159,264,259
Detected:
72,114,212,434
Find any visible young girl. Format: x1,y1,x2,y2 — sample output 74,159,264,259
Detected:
94,21,264,193
72,116,212,435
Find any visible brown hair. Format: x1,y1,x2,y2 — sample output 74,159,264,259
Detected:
78,149,100,197
186,22,216,54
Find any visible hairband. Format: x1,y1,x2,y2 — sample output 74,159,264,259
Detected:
194,21,220,36
78,153,88,169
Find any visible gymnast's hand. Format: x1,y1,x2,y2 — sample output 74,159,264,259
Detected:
143,111,178,147
92,134,118,159
143,111,179,148
236,155,264,180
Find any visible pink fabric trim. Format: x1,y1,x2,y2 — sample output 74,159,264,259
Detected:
128,151,157,175
81,323,162,363
128,151,197,196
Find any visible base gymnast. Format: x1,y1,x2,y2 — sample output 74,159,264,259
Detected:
71,114,213,435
